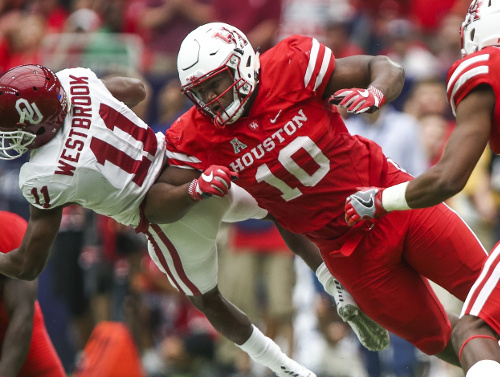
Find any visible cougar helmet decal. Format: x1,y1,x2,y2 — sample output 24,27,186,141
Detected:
0,64,68,160
465,0,482,24
207,26,249,60
177,22,260,128
461,0,500,57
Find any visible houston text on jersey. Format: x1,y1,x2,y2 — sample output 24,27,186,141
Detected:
229,109,308,173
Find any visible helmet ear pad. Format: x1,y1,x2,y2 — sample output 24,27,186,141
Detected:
0,64,68,153
177,22,259,127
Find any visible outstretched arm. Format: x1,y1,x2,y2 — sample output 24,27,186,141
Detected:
144,165,238,224
0,205,62,280
402,85,494,208
344,85,495,226
143,166,201,224
0,278,38,375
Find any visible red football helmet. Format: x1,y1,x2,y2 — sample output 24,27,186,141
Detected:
0,64,68,160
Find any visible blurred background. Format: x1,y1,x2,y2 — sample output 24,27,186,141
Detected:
1,0,497,376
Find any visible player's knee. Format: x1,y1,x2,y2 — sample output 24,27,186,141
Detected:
414,333,450,356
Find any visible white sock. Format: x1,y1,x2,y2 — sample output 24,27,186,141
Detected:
237,325,286,372
315,262,357,309
466,360,500,377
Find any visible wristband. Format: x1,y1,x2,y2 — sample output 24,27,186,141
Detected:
368,85,386,107
188,179,202,201
381,182,411,211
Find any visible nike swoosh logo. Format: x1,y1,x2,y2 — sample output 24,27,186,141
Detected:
359,90,369,98
201,172,213,182
270,109,282,124
354,194,373,207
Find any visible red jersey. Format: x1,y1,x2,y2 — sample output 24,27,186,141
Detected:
0,299,65,377
0,211,65,376
447,46,500,153
167,35,393,247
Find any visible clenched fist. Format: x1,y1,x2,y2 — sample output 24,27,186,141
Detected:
188,165,239,201
345,187,388,226
330,85,385,114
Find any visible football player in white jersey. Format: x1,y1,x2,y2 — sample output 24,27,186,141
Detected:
0,64,388,377
345,1,500,376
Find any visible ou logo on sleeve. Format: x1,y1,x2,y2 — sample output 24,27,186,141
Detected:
15,98,44,125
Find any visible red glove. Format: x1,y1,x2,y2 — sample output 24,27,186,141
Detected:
188,165,239,201
344,187,388,226
330,85,386,114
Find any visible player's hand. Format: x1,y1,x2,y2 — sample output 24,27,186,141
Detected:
345,187,388,226
330,85,386,114
188,165,239,201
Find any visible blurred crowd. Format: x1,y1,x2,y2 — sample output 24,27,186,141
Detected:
0,0,497,376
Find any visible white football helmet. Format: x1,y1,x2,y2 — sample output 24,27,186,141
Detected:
177,22,260,128
461,0,500,57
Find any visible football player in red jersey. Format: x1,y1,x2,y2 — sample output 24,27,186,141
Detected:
159,21,491,367
345,1,500,375
0,211,65,377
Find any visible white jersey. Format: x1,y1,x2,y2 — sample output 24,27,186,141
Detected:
19,67,166,227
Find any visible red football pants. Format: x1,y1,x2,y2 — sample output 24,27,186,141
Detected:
322,169,488,355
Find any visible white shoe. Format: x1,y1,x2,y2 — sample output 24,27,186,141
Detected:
276,358,316,377
333,279,390,351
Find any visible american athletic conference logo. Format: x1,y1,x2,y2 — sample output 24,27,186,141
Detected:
230,137,247,154
15,98,44,125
